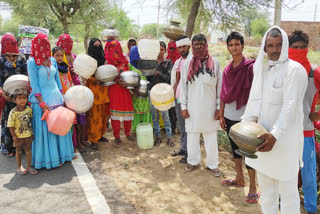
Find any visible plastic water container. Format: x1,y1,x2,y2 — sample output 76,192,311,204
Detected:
138,39,160,60
136,123,154,149
73,54,97,79
150,83,175,111
41,107,75,136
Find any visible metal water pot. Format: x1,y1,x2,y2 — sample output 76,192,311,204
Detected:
229,121,267,159
163,21,184,41
134,80,149,98
120,71,141,89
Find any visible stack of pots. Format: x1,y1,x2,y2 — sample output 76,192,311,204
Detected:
136,39,160,76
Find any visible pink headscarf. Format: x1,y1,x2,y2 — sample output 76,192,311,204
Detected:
56,34,73,55
1,34,19,55
186,42,214,83
31,34,51,66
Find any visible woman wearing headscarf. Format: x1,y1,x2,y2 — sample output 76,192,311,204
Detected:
166,41,180,64
86,38,109,150
129,46,152,133
56,34,86,150
166,41,180,135
105,40,134,144
28,33,74,169
0,34,28,156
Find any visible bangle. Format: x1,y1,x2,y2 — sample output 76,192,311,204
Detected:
39,102,47,108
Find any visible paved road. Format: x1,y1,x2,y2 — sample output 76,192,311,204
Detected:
0,149,137,214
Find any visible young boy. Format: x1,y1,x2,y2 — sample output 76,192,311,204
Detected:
7,89,37,175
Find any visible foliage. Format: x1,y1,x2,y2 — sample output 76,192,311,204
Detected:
240,7,269,37
106,6,140,40
3,0,138,49
251,16,270,43
165,0,272,35
141,23,166,39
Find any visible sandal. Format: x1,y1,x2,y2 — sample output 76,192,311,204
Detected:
28,168,39,175
154,138,162,146
6,152,14,157
115,138,123,145
185,164,200,172
221,179,245,187
126,135,135,142
207,167,222,177
171,149,186,157
17,168,28,175
72,155,78,160
246,192,260,204
81,141,91,147
99,136,109,142
179,155,188,164
166,138,175,147
91,143,99,150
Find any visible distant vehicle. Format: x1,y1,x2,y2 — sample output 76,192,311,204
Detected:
17,25,49,59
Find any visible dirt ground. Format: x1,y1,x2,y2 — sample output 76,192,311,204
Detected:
91,129,309,214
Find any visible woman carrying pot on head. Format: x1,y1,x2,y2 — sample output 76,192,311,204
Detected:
0,34,28,157
86,38,109,150
27,34,75,169
105,40,134,145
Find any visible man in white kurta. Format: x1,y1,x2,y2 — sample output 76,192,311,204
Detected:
242,26,308,214
170,36,193,163
180,34,222,175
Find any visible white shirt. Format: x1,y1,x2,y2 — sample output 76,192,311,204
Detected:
243,60,307,181
180,56,222,133
224,101,246,121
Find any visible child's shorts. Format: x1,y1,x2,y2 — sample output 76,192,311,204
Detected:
14,136,34,148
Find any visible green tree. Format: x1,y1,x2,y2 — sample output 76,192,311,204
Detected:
4,0,138,50
251,17,270,43
241,8,269,37
166,0,272,37
141,23,165,39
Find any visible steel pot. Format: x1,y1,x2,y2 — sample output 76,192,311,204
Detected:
134,80,149,98
136,60,158,76
3,74,30,95
95,64,118,86
163,21,184,41
120,71,141,89
229,121,267,159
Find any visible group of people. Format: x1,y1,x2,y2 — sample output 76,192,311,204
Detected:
0,25,319,213
166,26,319,214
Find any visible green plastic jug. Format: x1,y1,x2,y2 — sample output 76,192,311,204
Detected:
136,123,154,149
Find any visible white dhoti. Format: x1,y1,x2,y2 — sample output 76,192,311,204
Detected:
257,172,300,214
187,130,219,169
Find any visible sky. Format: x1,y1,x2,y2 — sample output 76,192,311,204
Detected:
0,0,319,26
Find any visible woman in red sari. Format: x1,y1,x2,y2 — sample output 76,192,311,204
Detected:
105,40,134,144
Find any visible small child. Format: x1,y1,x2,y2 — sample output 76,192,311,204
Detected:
7,89,38,175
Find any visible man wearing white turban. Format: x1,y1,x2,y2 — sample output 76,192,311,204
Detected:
170,35,192,163
241,26,308,213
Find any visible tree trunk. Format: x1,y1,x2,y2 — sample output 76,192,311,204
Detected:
61,15,69,34
185,0,201,38
84,23,90,53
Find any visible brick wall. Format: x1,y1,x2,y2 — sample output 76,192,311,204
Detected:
281,21,320,50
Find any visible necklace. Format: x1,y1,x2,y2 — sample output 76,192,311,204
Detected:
44,66,51,80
